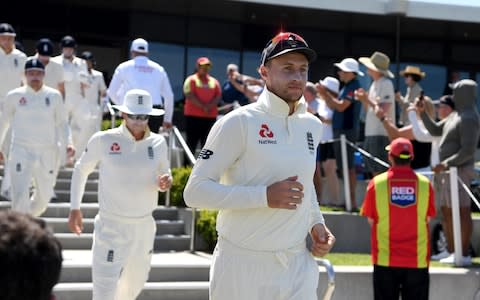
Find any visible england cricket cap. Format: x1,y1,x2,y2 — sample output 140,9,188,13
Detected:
0,23,16,36
80,51,95,61
130,38,149,53
61,35,76,48
260,32,316,66
36,38,54,56
385,137,414,160
112,89,164,116
24,58,45,71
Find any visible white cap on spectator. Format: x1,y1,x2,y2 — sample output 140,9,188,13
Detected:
334,58,364,76
130,38,149,53
319,76,340,94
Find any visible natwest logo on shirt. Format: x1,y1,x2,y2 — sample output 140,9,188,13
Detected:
19,97,27,106
258,123,277,144
390,180,416,207
109,142,122,154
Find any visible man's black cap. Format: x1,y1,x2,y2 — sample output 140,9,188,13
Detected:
260,32,316,66
36,38,54,56
80,51,95,61
61,35,76,48
0,23,15,36
25,58,45,71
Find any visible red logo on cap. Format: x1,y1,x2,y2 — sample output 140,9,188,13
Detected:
110,142,120,152
259,124,274,138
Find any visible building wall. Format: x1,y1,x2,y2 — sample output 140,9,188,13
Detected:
3,0,480,102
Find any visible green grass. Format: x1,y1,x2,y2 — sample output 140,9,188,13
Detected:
322,252,480,268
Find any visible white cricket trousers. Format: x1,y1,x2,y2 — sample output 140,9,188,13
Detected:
8,143,57,216
210,237,319,300
92,212,156,300
65,94,91,159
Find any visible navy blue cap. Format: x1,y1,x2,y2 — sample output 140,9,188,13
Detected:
61,35,76,48
260,32,316,65
0,23,15,36
80,51,94,61
36,38,54,56
25,58,45,71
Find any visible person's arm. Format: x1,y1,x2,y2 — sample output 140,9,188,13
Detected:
68,132,102,234
318,85,351,112
375,105,414,141
0,93,15,150
184,115,268,209
156,136,172,192
160,71,175,126
107,67,122,104
53,91,74,158
407,109,434,142
205,80,222,111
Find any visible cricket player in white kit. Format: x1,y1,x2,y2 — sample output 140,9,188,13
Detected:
32,38,65,97
78,51,107,152
184,32,335,300
107,38,174,133
52,35,90,161
0,23,27,198
68,89,172,300
0,58,73,216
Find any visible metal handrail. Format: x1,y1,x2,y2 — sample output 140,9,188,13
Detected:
167,126,197,252
317,258,335,300
104,101,116,129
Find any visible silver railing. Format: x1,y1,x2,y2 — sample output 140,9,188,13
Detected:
317,258,336,300
104,101,116,129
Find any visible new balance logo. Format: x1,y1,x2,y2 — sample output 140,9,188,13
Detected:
198,149,213,159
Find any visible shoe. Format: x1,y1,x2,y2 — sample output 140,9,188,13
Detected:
431,250,451,261
439,254,472,266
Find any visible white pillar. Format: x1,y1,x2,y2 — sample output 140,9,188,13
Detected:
340,134,351,212
449,167,463,266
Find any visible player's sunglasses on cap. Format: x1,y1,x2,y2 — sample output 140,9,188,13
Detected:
127,114,149,121
261,32,317,65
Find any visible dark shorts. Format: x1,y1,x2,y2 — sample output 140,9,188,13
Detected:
373,265,429,300
363,135,389,174
318,142,336,162
333,128,358,171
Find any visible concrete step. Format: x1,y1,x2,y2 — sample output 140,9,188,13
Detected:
53,190,97,203
56,233,191,251
55,178,98,191
60,251,210,283
53,282,209,300
57,168,99,180
45,218,185,235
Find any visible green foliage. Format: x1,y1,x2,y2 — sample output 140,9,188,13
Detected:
196,210,218,251
158,166,192,207
101,119,122,131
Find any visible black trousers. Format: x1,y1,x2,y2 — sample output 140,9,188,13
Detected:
184,116,216,162
147,105,164,134
373,265,429,300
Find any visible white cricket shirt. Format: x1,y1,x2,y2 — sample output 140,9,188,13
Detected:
52,54,88,98
30,55,65,91
0,47,27,99
184,88,325,251
0,85,68,148
84,69,107,107
107,56,174,123
70,124,170,217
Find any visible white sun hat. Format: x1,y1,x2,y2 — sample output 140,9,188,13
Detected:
334,58,364,76
319,76,340,94
112,89,164,116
